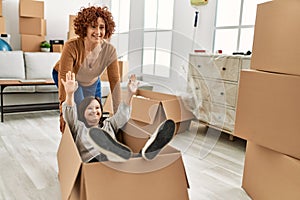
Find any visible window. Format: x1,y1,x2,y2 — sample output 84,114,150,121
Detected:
142,0,174,77
213,0,270,54
110,0,130,60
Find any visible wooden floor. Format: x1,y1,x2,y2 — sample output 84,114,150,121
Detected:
0,111,251,200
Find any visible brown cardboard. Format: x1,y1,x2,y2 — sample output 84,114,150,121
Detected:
69,15,76,31
57,125,190,200
68,15,77,40
131,90,195,129
19,0,44,18
21,34,45,52
234,69,300,159
0,0,2,17
68,31,77,40
121,118,192,153
243,142,300,200
100,61,129,82
121,119,151,153
0,17,5,33
251,0,300,76
52,44,63,52
19,17,46,35
104,89,195,134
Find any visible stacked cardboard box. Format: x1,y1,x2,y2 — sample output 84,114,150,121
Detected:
0,0,6,34
68,15,77,40
19,0,46,52
234,1,300,199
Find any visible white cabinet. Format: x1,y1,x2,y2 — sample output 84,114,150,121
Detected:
187,53,250,134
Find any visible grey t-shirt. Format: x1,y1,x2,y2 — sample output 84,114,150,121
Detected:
62,101,131,162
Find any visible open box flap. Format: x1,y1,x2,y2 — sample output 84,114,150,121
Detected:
161,99,195,123
121,119,152,139
137,89,175,101
57,125,82,200
131,96,160,124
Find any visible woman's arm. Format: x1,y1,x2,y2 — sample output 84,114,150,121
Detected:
107,59,121,114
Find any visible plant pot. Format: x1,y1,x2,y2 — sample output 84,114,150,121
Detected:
41,47,50,52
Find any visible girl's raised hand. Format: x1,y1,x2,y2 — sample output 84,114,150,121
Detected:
61,71,78,95
127,74,139,94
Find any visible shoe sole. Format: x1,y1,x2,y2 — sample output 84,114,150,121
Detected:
142,119,175,160
88,128,132,162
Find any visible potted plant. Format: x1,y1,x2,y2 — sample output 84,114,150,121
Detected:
40,41,51,52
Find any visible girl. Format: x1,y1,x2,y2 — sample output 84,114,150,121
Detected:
61,71,175,162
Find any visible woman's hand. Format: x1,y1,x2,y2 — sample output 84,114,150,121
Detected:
61,71,78,96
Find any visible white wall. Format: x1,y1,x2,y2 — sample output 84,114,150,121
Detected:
2,0,110,50
2,0,216,94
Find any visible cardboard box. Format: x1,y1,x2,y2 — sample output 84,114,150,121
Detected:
69,15,76,31
19,0,44,18
0,17,5,33
100,61,129,82
0,0,2,17
21,34,45,52
243,142,300,200
52,44,63,52
251,0,300,76
68,30,77,40
57,125,190,200
19,17,46,35
131,90,194,131
234,69,300,159
104,89,194,134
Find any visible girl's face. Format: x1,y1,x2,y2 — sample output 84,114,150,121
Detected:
85,17,106,44
84,99,102,127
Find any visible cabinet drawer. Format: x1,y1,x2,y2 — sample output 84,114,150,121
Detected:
210,104,236,132
198,101,235,132
190,77,238,107
189,55,240,82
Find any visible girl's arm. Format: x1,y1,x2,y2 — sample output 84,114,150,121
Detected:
105,74,138,130
124,74,138,106
61,71,78,106
61,71,81,137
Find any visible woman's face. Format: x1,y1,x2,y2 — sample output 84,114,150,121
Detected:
85,17,106,44
84,99,102,127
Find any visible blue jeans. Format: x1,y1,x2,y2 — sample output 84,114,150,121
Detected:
52,68,101,105
74,78,101,105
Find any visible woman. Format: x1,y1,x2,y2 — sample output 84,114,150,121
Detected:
53,6,121,132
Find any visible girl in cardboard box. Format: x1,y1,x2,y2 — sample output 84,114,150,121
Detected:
61,71,175,162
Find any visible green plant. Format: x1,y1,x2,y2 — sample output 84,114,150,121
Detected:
40,41,51,48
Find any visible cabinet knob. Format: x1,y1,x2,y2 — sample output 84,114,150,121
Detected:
220,92,224,95
222,67,226,71
197,64,201,68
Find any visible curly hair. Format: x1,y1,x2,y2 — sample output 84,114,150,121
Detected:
73,6,115,39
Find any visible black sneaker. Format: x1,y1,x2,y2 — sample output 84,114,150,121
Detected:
141,119,176,160
88,127,132,162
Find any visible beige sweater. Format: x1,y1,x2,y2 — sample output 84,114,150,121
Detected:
54,38,121,132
